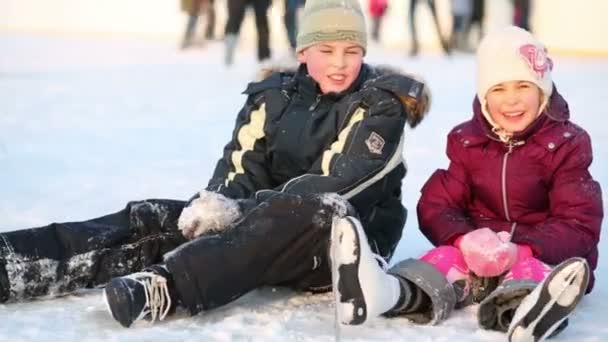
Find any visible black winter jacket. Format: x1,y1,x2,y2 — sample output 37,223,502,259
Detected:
205,64,430,260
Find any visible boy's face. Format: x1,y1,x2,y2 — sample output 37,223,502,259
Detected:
298,41,364,94
485,80,542,134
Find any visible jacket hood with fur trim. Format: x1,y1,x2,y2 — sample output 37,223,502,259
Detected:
254,63,431,129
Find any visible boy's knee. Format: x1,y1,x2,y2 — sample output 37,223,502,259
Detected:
128,200,183,236
316,193,355,218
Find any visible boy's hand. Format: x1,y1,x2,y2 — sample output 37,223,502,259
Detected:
456,227,518,277
177,190,242,239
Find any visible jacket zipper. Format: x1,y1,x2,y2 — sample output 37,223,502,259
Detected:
500,140,525,223
309,95,321,111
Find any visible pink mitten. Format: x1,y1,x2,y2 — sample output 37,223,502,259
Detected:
457,228,518,277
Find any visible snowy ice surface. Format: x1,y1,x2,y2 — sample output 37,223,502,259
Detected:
1,33,607,341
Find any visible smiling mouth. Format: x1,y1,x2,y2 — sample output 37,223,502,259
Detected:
503,111,524,117
328,74,346,81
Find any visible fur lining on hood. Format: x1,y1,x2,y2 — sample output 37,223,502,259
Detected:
256,62,431,129
371,65,431,128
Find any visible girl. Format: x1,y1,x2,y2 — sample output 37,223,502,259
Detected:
331,26,602,342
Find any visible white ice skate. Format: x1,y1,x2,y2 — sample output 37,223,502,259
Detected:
330,216,401,325
508,257,590,342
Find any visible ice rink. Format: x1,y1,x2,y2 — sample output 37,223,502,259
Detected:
1,33,607,341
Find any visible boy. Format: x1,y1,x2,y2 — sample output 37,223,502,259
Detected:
0,0,430,328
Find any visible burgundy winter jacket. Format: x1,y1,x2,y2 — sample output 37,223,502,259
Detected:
417,88,603,292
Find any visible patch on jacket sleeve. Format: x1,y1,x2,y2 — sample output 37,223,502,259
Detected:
365,131,385,155
407,79,425,100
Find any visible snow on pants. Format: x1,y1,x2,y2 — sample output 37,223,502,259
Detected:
0,199,188,302
164,192,346,315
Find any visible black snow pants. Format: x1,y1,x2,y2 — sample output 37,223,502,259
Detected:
0,193,342,311
164,192,342,315
0,199,188,302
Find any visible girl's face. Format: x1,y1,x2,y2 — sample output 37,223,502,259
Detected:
485,80,543,134
297,41,364,94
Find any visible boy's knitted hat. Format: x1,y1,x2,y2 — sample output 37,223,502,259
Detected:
476,26,554,135
296,0,367,53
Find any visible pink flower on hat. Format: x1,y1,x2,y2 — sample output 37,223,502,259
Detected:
475,26,555,140
519,44,554,79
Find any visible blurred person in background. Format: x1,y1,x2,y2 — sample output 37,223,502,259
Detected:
368,0,389,42
449,0,473,52
466,0,485,46
512,0,532,32
181,0,217,49
408,0,450,56
284,0,306,54
224,0,272,66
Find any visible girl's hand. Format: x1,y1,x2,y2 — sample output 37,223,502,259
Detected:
456,228,518,277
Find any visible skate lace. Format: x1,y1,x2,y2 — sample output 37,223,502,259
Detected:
140,274,172,323
374,254,389,271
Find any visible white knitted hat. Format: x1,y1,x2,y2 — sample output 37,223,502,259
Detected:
476,26,554,131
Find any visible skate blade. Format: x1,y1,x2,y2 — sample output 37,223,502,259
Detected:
508,258,589,342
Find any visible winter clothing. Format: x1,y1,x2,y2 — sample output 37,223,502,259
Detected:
369,0,388,18
450,0,473,52
333,216,562,330
284,0,306,50
512,0,532,32
334,26,601,337
335,230,468,327
418,87,603,293
331,216,442,326
453,0,484,51
408,28,602,338
466,0,485,46
104,264,176,327
0,199,188,302
224,0,271,63
408,0,450,56
388,258,456,324
207,63,429,261
0,63,430,321
159,63,429,315
336,87,600,335
451,0,472,17
177,190,242,239
478,257,552,332
160,193,351,314
181,0,204,15
419,246,470,301
181,0,216,48
457,228,518,277
332,216,402,325
296,0,367,53
504,254,551,284
336,30,602,336
470,0,485,28
476,26,554,132
368,0,388,42
508,258,590,341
